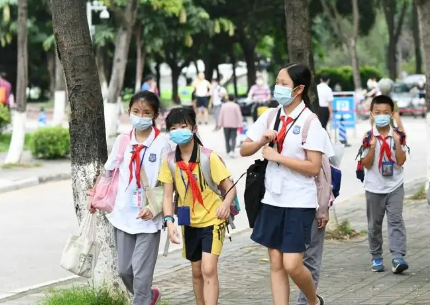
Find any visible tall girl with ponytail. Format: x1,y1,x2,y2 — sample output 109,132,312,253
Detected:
240,63,333,305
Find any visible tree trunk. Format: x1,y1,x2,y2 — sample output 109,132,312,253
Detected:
53,50,66,126
96,47,109,100
47,50,55,98
230,47,238,96
5,0,28,164
413,1,423,74
171,64,181,104
349,39,362,91
416,0,430,190
194,61,200,74
134,24,146,93
241,41,256,92
284,0,319,112
387,39,398,80
50,0,124,290
105,0,139,137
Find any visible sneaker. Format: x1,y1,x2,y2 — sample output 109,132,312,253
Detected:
392,257,409,274
229,152,235,158
317,294,325,305
371,258,385,272
150,287,161,305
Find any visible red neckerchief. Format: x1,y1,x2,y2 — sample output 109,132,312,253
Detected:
376,134,393,171
276,116,294,153
176,160,207,214
128,127,160,188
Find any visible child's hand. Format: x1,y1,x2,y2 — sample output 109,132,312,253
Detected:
217,202,231,220
168,223,181,244
136,208,153,220
260,130,278,146
262,146,280,162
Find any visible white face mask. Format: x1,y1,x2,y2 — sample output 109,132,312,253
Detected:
256,79,264,86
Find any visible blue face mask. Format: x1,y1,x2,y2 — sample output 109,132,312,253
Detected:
130,114,153,130
374,114,391,127
170,129,193,145
274,85,297,106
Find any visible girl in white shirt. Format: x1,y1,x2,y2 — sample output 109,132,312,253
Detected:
241,63,331,305
89,91,171,305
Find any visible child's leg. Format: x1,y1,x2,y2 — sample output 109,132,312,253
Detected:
132,231,161,305
365,191,386,259
201,252,220,305
191,261,205,305
230,128,237,153
223,128,231,153
386,185,406,258
297,218,325,305
114,228,136,294
268,248,290,305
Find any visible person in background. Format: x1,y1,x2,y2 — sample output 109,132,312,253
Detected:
361,95,408,274
0,72,12,109
192,72,212,125
179,77,195,106
316,74,333,130
210,76,227,131
151,81,159,97
141,75,154,92
218,94,243,158
248,75,271,122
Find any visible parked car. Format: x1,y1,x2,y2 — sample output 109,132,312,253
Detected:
391,83,414,116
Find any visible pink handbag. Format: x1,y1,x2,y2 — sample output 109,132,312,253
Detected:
87,134,129,213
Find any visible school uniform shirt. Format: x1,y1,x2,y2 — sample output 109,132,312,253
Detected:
105,128,172,234
158,143,231,228
317,82,333,107
246,102,334,209
361,126,406,194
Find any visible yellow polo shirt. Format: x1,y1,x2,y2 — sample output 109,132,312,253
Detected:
158,150,231,228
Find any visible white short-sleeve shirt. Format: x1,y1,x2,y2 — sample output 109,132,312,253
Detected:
105,128,172,234
317,83,334,107
246,102,335,209
361,126,405,194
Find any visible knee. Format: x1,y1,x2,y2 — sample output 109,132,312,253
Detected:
201,262,217,279
270,259,284,273
283,261,302,276
192,266,203,280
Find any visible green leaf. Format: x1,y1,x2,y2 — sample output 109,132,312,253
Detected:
43,34,55,51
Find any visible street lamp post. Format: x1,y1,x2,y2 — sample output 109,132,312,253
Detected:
86,1,110,40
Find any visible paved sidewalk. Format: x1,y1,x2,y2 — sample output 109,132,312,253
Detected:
3,193,430,305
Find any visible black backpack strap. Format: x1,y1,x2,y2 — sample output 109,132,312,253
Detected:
268,108,282,149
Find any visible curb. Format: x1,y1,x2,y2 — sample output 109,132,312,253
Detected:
0,172,71,194
0,276,79,303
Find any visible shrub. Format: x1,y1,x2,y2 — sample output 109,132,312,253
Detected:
38,286,130,305
30,127,70,159
0,104,11,135
316,65,383,91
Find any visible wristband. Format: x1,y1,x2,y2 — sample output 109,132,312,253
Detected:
163,216,175,225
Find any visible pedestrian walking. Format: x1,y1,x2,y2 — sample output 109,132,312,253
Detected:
209,76,227,131
240,63,333,305
218,94,243,158
88,91,171,305
316,74,333,129
192,73,211,125
159,107,237,305
361,95,409,274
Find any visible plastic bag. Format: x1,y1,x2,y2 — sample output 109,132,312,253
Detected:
329,141,345,168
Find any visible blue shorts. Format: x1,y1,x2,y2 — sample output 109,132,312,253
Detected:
251,204,315,253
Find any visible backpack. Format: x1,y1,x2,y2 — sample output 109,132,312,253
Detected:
166,147,242,230
87,133,129,213
301,113,340,218
355,128,409,182
0,87,7,105
266,109,341,215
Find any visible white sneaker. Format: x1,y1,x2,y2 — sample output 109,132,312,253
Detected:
229,152,235,158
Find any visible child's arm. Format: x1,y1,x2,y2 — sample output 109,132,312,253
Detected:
216,178,236,220
361,135,376,169
394,134,407,166
162,182,174,217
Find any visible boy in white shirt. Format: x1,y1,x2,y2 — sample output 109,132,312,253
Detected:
361,95,408,274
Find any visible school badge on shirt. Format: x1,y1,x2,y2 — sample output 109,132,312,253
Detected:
148,153,157,163
293,125,301,135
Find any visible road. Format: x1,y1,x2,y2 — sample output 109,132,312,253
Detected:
0,115,427,295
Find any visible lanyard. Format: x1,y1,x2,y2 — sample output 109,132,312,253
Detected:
179,169,190,205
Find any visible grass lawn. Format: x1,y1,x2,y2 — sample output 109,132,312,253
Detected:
0,133,32,153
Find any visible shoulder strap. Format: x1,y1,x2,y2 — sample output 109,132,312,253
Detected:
268,109,282,149
199,147,220,194
363,130,373,147
167,151,176,179
118,133,130,157
301,113,318,144
393,127,406,145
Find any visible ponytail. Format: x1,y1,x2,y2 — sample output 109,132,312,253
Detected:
194,133,203,146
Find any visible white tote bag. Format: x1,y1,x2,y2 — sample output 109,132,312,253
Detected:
60,212,101,278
